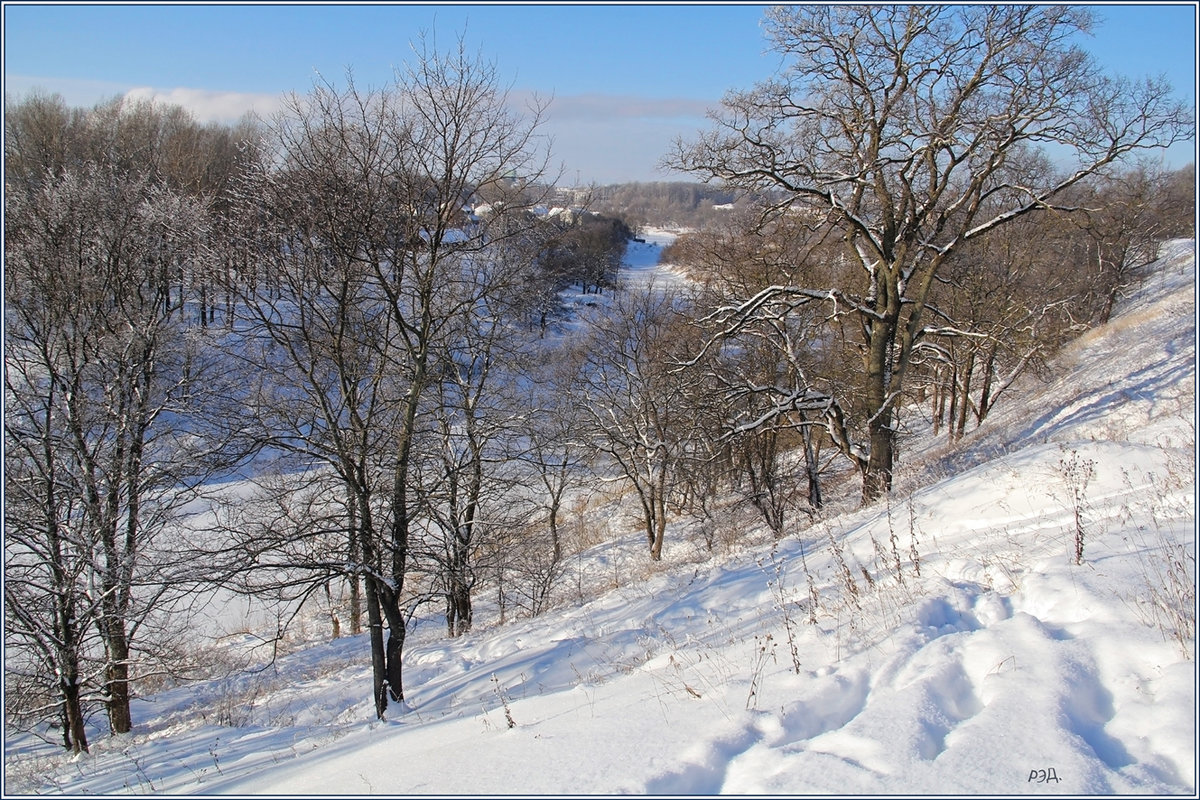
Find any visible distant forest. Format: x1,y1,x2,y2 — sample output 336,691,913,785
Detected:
587,181,760,230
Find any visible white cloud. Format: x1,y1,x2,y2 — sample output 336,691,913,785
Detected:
4,75,285,124
5,74,132,106
122,86,285,123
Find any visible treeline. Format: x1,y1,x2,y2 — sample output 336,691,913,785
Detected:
4,7,1193,758
589,181,758,230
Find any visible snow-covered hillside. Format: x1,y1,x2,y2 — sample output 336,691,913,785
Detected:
4,238,1195,796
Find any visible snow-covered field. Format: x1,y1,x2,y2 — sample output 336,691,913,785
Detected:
3,236,1195,796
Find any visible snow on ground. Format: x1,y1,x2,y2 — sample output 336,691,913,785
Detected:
620,226,689,289
3,239,1195,797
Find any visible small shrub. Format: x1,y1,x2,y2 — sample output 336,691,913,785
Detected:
1057,446,1097,565
490,673,517,729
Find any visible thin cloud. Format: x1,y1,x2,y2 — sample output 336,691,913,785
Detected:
499,90,717,184
511,89,715,123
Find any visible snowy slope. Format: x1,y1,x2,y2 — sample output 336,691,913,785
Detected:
3,238,1195,797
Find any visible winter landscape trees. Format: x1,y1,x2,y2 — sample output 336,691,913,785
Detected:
4,97,253,750
570,285,720,561
666,4,1191,501
216,38,558,718
3,5,1193,761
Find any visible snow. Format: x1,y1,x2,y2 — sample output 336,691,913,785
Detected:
606,226,692,298
4,237,1195,797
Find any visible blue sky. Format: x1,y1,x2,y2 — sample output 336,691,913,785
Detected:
4,3,1196,184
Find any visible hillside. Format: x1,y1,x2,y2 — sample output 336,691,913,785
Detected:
3,239,1195,797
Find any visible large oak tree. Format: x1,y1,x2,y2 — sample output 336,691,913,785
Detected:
669,4,1191,500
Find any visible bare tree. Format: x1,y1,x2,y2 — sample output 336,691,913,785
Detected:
912,210,1082,440
4,398,99,752
416,241,538,637
1071,161,1194,325
914,159,1195,440
504,354,591,613
668,4,1192,501
572,286,719,560
225,34,554,718
4,151,248,744
671,214,849,531
229,131,407,718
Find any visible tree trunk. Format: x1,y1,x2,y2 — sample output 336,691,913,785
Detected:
801,421,823,511
953,349,976,441
380,323,428,706
349,577,362,636
649,491,667,561
346,480,362,635
384,608,406,703
945,352,959,440
863,412,895,503
975,344,999,426
357,494,389,718
56,594,89,753
99,514,134,736
325,582,341,639
862,304,900,504
446,575,472,637
931,366,946,437
104,631,133,735
363,577,388,719
61,672,89,754
548,492,563,566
